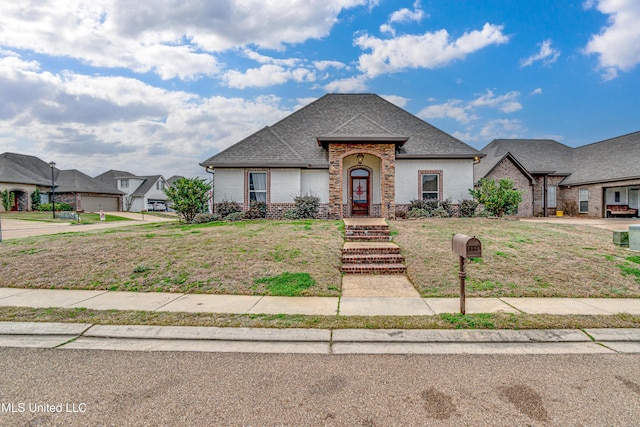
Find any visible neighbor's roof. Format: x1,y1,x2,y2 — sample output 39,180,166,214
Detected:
475,131,640,186
0,152,56,186
130,175,163,197
56,170,122,194
201,94,482,168
563,131,640,185
94,170,136,190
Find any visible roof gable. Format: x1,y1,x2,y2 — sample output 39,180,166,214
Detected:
201,94,481,168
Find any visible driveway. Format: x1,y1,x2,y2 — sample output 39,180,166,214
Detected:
521,216,640,231
0,212,177,240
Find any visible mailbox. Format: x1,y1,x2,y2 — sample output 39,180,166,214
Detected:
452,234,482,258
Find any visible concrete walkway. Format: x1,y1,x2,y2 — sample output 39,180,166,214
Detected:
2,287,640,316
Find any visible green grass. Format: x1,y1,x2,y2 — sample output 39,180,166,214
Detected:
254,272,316,296
626,256,640,264
1,306,639,330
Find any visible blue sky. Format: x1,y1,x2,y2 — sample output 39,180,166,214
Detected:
0,0,638,178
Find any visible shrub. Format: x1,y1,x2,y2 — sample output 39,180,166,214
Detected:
282,208,301,220
223,211,245,222
409,199,439,212
459,199,479,217
432,206,451,218
37,202,73,212
395,208,406,219
192,213,220,223
407,207,429,218
408,198,454,217
469,178,523,217
245,200,267,219
216,200,242,218
562,201,578,216
31,188,41,211
293,193,320,218
438,198,454,217
163,177,211,223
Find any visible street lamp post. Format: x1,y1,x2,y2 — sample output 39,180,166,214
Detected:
49,161,56,219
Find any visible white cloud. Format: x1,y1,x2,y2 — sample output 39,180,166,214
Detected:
0,53,292,177
0,0,369,80
520,39,560,67
584,0,640,80
418,90,521,125
323,75,369,92
380,94,409,108
223,64,316,89
313,60,349,71
470,90,522,113
530,88,543,95
388,1,426,24
418,100,477,124
355,23,508,77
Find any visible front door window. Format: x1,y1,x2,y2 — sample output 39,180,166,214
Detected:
351,169,369,216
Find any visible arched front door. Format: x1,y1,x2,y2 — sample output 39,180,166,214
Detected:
350,168,369,216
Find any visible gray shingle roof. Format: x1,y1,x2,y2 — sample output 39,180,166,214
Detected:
476,131,640,186
0,153,55,186
131,176,163,197
56,170,123,194
201,94,481,168
563,131,640,185
94,170,136,190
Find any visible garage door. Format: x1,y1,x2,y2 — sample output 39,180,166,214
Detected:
81,196,119,212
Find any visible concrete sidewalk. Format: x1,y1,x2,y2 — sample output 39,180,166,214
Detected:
1,287,640,316
1,321,639,354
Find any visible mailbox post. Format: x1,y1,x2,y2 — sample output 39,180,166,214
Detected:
452,234,482,314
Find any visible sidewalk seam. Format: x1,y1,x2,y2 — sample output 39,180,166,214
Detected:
498,298,525,313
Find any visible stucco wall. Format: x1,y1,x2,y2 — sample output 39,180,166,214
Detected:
395,159,474,204
213,168,244,203
301,170,329,203
270,169,301,203
0,183,37,211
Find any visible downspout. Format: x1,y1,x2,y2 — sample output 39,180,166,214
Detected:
205,166,215,214
543,175,548,217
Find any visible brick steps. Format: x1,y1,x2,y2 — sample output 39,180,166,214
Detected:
341,263,407,275
341,253,405,264
342,220,407,275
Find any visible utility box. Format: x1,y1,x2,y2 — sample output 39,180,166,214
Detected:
613,231,629,247
630,225,640,251
452,234,482,258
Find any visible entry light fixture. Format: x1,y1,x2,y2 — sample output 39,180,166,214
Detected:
357,153,364,165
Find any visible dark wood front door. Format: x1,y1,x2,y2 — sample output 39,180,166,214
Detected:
351,173,369,216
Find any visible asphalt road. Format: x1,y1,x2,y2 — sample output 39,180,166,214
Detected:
1,348,639,426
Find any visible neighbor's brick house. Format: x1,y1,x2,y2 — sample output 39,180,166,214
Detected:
200,94,484,219
475,132,640,218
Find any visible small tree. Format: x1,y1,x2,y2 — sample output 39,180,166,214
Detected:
469,178,523,217
163,177,211,223
1,189,14,212
31,188,41,211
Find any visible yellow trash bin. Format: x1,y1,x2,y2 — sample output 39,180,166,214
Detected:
556,211,564,217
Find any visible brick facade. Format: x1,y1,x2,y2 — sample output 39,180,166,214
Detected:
560,178,640,217
328,143,396,219
484,157,534,216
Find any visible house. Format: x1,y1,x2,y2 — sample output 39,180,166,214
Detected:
475,131,640,217
0,153,122,212
200,94,483,219
95,170,169,212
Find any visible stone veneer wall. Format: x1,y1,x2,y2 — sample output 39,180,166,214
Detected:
328,143,396,219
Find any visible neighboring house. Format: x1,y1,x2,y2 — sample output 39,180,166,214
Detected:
0,153,122,212
475,131,640,217
200,94,483,219
96,170,169,212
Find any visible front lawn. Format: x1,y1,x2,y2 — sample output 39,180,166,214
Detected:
0,217,639,298
0,219,344,296
391,218,640,298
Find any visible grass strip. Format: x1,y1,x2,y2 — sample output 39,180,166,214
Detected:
0,307,639,330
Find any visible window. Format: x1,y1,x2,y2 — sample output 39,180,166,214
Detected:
547,185,556,208
614,191,620,203
156,180,164,190
579,189,589,213
120,179,129,189
421,174,439,200
248,172,267,203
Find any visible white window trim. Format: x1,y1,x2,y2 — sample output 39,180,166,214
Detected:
579,189,589,213
248,171,267,203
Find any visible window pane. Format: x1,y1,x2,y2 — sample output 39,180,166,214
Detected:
422,192,438,200
422,174,438,192
249,172,266,191
547,186,556,208
351,169,369,177
579,201,588,212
